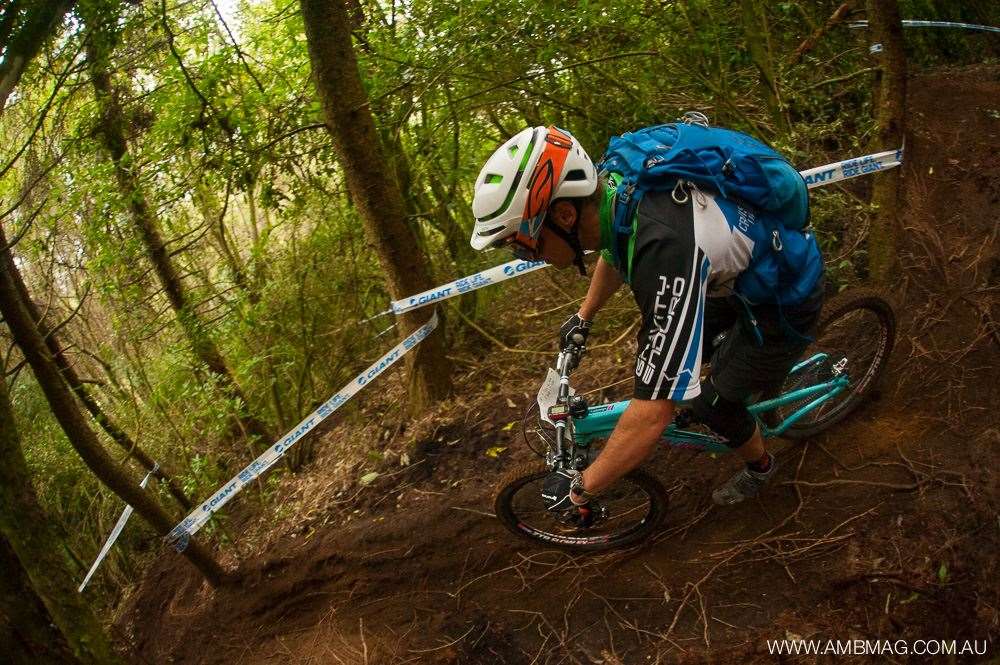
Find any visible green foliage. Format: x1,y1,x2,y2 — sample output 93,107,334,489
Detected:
1,0,996,612
11,378,96,514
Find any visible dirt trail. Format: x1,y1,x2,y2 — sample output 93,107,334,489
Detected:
119,66,1000,664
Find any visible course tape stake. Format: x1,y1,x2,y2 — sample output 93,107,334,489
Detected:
79,464,158,592
165,311,439,552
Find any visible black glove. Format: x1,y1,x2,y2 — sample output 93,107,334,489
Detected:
542,469,586,511
559,313,592,350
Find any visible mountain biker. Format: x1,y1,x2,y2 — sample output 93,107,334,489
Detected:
469,125,823,511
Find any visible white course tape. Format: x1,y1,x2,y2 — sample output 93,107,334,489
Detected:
390,258,548,315
79,465,157,592
164,311,439,552
851,20,1000,35
800,148,902,188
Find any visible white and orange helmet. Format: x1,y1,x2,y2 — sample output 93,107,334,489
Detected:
470,126,597,253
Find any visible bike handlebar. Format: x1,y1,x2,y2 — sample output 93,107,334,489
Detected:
558,344,584,373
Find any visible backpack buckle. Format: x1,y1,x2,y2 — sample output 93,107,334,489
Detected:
680,111,710,128
671,180,689,205
771,229,783,251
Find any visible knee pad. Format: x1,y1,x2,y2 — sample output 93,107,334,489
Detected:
690,380,756,447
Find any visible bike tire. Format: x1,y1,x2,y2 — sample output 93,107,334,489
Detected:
493,461,669,552
781,288,896,439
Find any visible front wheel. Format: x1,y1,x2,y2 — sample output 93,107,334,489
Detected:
778,288,896,439
493,462,668,552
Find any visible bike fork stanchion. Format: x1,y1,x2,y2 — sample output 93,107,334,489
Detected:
553,350,573,464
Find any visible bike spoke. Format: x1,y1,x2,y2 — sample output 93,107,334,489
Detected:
503,474,657,546
775,294,894,435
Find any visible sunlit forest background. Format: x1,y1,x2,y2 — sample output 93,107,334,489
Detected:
2,1,999,659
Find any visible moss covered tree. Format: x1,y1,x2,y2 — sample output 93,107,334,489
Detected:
0,372,122,664
300,0,453,411
866,0,907,283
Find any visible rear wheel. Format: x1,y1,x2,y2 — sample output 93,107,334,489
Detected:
494,462,668,552
778,288,896,439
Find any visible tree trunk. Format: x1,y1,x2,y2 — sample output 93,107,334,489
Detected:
0,535,83,665
84,22,271,445
0,374,121,665
865,0,906,284
0,0,75,114
1,243,193,510
300,0,452,411
0,232,228,587
740,0,786,131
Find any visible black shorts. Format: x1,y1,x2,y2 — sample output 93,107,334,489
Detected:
701,293,822,403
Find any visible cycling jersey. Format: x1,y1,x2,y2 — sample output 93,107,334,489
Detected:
598,175,824,401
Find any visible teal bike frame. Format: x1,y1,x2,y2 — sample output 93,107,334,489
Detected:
571,353,849,454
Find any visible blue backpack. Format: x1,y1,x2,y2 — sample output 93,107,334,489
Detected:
598,117,820,308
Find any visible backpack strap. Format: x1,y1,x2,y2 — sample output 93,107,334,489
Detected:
731,291,765,347
608,181,640,279
735,222,816,346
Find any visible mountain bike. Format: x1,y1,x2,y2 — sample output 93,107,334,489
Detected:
494,288,896,551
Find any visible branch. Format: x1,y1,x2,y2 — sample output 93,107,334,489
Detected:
446,301,549,356
253,122,326,154
790,2,855,64
159,0,230,135
43,282,91,342
5,358,28,382
0,195,48,252
440,51,660,108
799,67,876,92
162,220,209,249
0,36,82,182
207,0,266,94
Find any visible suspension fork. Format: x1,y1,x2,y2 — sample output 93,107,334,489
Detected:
552,348,578,466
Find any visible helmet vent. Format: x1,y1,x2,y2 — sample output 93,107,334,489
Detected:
508,144,519,157
565,169,588,181
485,173,503,184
